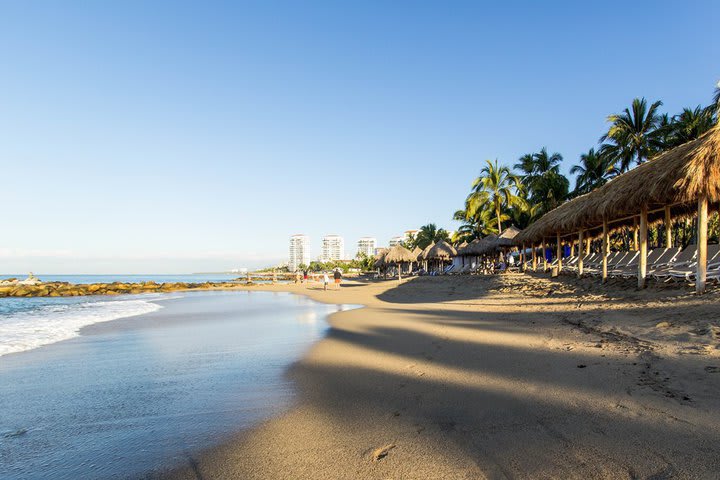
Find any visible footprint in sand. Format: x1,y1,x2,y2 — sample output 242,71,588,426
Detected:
370,444,396,462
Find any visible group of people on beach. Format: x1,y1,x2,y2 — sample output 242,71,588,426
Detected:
294,269,342,290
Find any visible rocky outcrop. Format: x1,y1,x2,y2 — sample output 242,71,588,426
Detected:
0,281,249,298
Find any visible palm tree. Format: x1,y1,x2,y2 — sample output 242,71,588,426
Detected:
467,159,524,234
414,223,450,250
600,97,663,172
662,106,716,148
513,153,536,181
522,148,569,213
569,148,617,195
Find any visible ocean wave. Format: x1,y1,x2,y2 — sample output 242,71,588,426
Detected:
0,298,163,357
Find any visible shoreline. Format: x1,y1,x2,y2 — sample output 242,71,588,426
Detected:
0,289,342,479
154,275,720,479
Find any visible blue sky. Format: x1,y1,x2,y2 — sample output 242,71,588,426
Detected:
1,1,718,273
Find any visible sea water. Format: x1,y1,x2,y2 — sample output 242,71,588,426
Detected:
0,290,354,479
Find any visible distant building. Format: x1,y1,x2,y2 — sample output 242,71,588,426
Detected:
289,234,310,272
404,229,419,240
389,236,404,247
357,237,376,257
322,235,344,262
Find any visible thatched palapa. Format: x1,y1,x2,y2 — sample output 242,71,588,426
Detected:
516,125,720,244
418,241,435,261
426,240,457,260
384,245,416,264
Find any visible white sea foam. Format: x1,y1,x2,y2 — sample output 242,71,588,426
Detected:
0,298,163,357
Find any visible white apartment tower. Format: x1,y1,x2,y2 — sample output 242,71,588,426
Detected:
388,236,404,247
321,235,344,262
289,234,310,272
357,237,377,257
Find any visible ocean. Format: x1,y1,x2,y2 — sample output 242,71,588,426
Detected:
0,289,355,479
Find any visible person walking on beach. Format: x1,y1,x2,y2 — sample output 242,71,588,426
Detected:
303,270,308,284
333,269,342,289
323,272,330,291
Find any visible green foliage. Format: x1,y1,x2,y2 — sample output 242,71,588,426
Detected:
411,223,451,250
600,97,664,172
305,255,375,273
569,148,617,195
466,159,525,234
454,82,719,245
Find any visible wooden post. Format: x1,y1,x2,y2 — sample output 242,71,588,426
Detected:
578,229,584,277
586,235,591,255
664,206,672,248
532,243,537,272
556,232,562,272
633,217,639,251
638,205,648,288
398,262,402,282
602,218,609,283
520,244,525,271
696,195,708,294
541,238,547,271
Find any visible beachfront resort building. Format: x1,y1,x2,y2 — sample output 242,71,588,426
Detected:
321,235,344,262
389,236,405,247
357,237,377,258
289,234,310,272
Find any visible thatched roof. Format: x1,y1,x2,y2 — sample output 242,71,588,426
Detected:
384,245,416,264
426,240,457,260
412,246,422,260
454,241,468,254
516,125,720,244
373,248,388,268
458,238,483,256
496,226,521,247
417,241,435,261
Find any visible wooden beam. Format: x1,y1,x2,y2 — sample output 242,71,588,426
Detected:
638,206,648,288
665,206,672,248
578,229,584,277
697,195,708,294
532,243,537,271
602,218,609,283
633,217,639,251
586,235,591,255
556,232,562,272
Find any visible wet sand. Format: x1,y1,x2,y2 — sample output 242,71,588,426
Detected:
157,274,720,479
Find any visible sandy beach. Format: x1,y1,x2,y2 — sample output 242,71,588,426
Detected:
155,274,720,479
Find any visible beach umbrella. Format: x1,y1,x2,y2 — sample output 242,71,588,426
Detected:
373,249,388,270
384,244,416,281
426,240,457,273
418,241,435,271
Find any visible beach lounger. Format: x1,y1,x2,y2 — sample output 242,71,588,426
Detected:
647,247,681,274
618,249,667,278
583,252,618,275
664,244,720,282
652,245,698,282
610,250,641,277
568,253,599,273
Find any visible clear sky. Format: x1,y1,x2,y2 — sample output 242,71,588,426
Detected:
1,1,718,273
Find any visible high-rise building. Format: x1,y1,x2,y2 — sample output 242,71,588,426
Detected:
289,234,310,272
357,237,376,257
321,235,344,262
388,236,404,247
